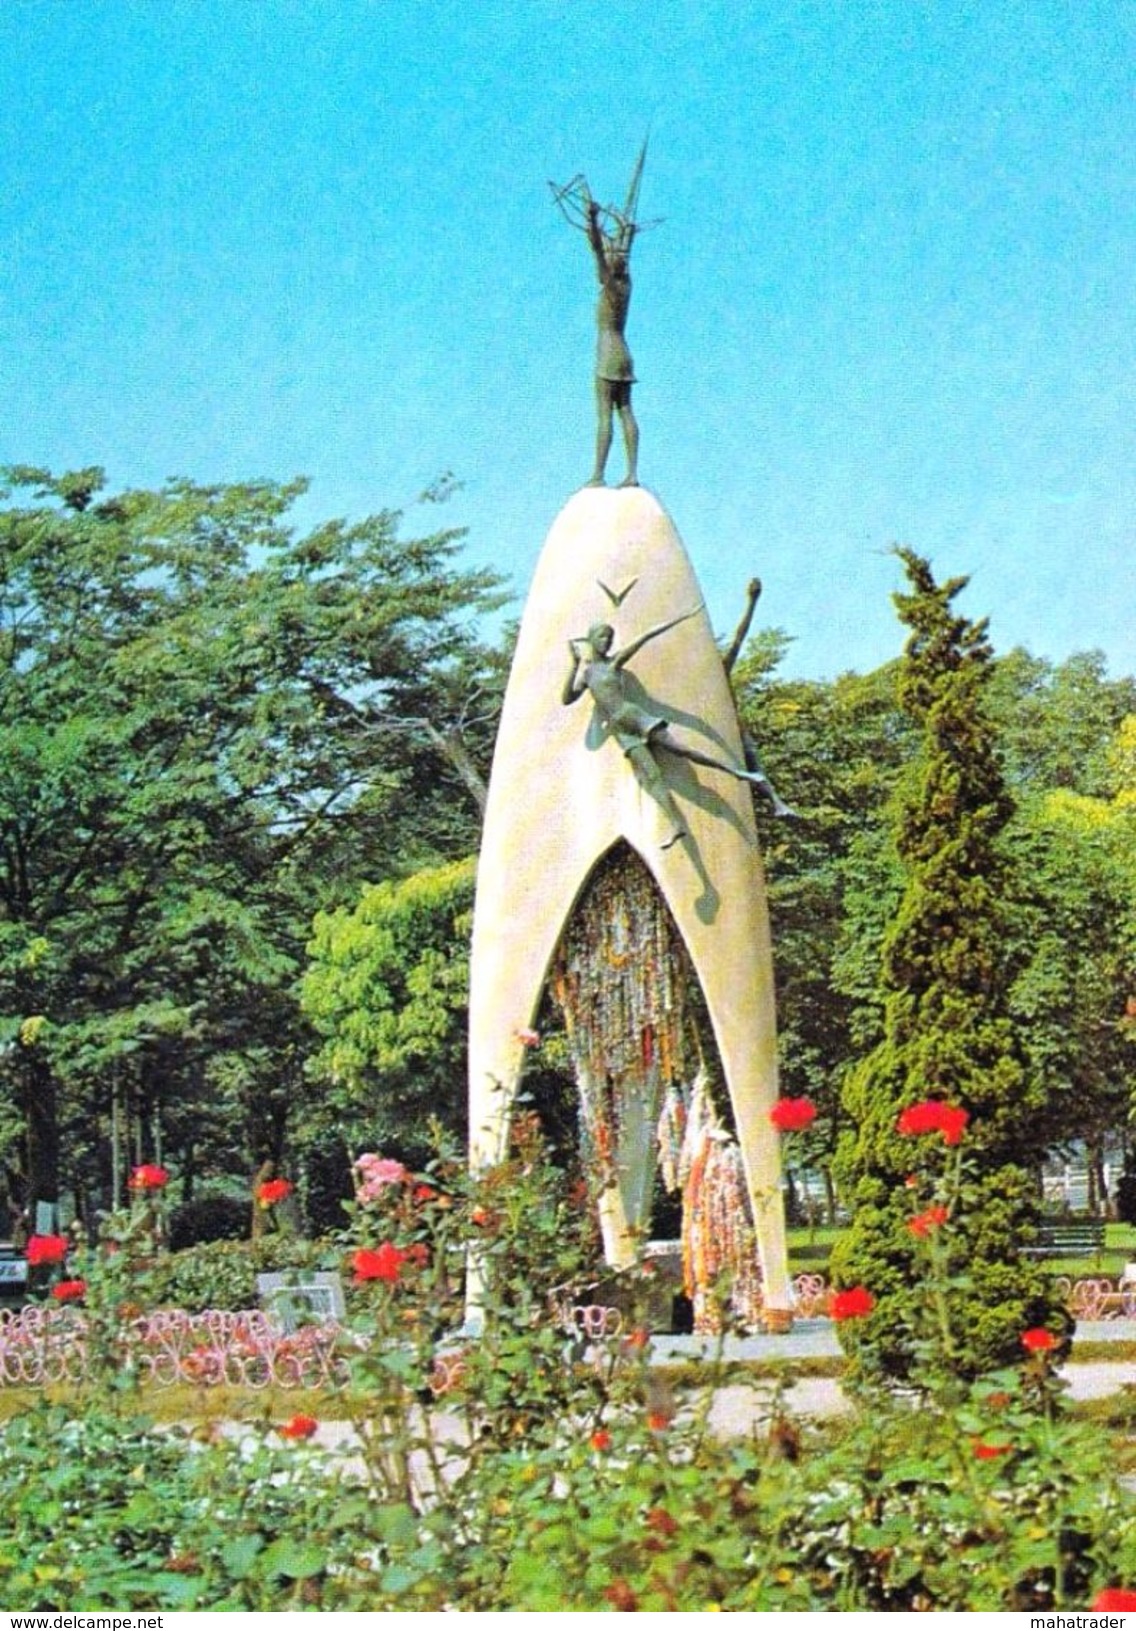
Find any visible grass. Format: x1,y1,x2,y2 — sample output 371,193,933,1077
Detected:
0,1381,331,1427
1068,1340,1136,1362
786,1221,1136,1281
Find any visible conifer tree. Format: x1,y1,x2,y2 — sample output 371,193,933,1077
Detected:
831,548,1059,1383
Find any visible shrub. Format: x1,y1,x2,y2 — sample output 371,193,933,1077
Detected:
167,1191,250,1251
144,1235,335,1312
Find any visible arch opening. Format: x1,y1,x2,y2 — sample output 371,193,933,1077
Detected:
547,841,765,1333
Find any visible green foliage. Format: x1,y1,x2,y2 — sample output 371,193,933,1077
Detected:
733,641,913,1207
735,619,1136,1225
167,1190,251,1251
142,1235,335,1313
302,857,477,1157
1005,769,1136,1156
1,1130,1135,1610
0,465,504,1212
833,550,1057,1380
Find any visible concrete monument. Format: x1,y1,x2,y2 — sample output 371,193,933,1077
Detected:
468,487,793,1326
466,154,792,1332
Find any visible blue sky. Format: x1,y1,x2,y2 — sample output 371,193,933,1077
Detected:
3,0,1134,679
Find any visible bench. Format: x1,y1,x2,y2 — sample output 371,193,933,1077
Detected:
1023,1218,1106,1258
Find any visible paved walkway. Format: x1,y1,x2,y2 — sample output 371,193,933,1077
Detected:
649,1316,1136,1366
282,1320,1135,1464
707,1359,1136,1428
654,1319,1136,1425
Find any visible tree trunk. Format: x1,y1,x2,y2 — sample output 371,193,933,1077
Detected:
823,1165,839,1230
251,1158,274,1242
1088,1135,1108,1218
21,1050,60,1227
425,723,488,815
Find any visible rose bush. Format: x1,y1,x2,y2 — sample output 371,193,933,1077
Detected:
1,1123,1135,1610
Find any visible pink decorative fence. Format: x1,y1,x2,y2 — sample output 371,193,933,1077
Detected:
0,1305,349,1389
2,1275,1130,1388
558,1273,1136,1334
1054,1276,1136,1321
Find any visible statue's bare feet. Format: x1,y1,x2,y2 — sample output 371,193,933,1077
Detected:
587,474,606,487
619,474,640,488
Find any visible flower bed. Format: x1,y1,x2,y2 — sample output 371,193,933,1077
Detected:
6,1127,1136,1611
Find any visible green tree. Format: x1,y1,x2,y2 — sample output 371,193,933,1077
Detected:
990,654,1136,1181
989,647,1136,800
1006,729,1136,1190
732,635,913,1219
301,857,477,1164
831,548,1056,1383
0,466,503,1223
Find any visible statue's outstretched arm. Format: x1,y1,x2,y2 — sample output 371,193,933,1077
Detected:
562,641,587,706
722,579,763,675
585,200,608,277
614,606,702,669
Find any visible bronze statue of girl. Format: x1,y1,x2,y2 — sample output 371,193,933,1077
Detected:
551,146,656,487
563,610,794,847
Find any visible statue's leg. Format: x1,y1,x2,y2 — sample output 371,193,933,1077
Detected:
742,770,796,819
591,380,613,485
617,398,639,487
658,733,796,817
627,743,686,847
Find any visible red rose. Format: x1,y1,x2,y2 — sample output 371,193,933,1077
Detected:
256,1178,293,1206
646,1409,672,1432
972,1440,1012,1460
51,1278,87,1302
769,1096,818,1133
128,1163,169,1191
352,1242,406,1283
830,1286,875,1321
907,1204,949,1238
280,1414,318,1440
897,1100,969,1146
27,1234,68,1266
1094,1589,1136,1610
938,1105,969,1146
590,1427,612,1451
1021,1327,1059,1353
897,1101,940,1136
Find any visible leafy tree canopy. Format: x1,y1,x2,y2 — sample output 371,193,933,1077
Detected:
0,466,504,1218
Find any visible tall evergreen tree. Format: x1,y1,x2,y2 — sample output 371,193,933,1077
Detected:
831,549,1058,1383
